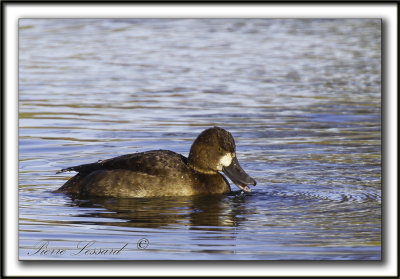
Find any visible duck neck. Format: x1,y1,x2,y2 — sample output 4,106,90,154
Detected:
188,162,217,175
188,146,218,175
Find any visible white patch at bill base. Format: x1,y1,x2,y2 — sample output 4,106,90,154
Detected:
220,153,233,167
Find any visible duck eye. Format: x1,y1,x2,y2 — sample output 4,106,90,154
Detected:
218,147,222,152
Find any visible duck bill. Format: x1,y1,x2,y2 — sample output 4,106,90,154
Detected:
222,156,256,192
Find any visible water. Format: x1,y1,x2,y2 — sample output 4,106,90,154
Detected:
19,19,381,260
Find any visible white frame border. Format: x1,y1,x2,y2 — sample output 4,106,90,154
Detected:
4,3,398,277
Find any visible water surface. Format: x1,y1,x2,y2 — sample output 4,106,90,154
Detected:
19,19,381,260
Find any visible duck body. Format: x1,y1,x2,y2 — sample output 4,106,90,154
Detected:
56,150,230,197
55,127,256,198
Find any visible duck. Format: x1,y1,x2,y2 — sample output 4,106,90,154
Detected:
54,126,256,198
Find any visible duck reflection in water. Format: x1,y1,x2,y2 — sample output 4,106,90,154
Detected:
67,193,251,230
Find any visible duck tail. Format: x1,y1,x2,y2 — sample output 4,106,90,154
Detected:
56,166,77,174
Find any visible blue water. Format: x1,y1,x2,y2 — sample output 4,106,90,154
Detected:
19,18,381,260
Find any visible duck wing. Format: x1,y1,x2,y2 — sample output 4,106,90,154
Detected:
57,150,188,176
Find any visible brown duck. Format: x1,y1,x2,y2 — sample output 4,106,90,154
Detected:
55,127,256,198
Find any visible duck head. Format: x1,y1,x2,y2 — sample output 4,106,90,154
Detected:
188,126,257,192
